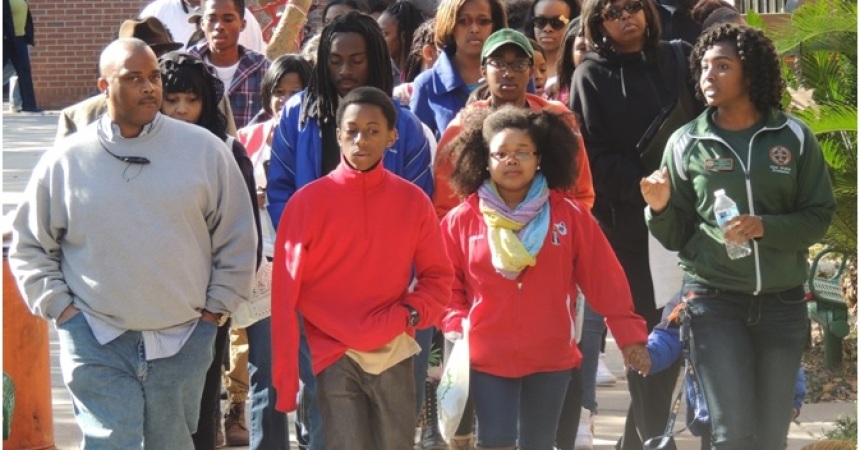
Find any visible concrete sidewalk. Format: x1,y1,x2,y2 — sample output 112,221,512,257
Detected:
3,109,857,450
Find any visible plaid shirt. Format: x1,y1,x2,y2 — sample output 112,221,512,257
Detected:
190,43,269,129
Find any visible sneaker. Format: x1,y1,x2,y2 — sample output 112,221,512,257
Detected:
574,407,594,450
596,353,617,386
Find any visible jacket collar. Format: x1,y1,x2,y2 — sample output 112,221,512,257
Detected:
689,107,787,138
431,49,467,95
330,154,388,189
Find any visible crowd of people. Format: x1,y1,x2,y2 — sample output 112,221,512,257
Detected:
7,0,836,449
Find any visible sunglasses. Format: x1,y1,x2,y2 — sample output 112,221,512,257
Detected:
533,15,570,30
602,0,644,21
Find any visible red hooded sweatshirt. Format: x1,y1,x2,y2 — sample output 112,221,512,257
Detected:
440,191,647,377
270,158,454,412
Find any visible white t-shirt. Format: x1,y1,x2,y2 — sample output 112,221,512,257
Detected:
140,0,266,53
208,58,241,91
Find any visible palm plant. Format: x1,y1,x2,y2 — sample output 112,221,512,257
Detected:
749,1,857,306
751,0,857,253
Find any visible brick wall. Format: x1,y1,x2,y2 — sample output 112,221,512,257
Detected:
27,0,285,110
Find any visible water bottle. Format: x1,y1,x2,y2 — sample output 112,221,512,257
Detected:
713,189,751,260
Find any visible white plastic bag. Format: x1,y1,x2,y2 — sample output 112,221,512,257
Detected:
231,259,272,329
437,319,470,443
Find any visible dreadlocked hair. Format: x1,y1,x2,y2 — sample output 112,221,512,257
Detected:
690,24,784,112
403,18,435,82
448,105,577,197
158,51,228,141
382,0,426,77
300,11,393,127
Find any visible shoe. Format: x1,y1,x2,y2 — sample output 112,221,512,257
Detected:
420,380,447,450
449,433,474,450
223,402,249,446
596,353,617,386
19,108,44,115
574,407,594,450
215,413,225,448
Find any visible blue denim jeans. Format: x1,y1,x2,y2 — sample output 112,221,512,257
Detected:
57,312,216,449
471,369,571,450
246,317,290,449
684,279,808,450
316,356,416,450
579,302,605,412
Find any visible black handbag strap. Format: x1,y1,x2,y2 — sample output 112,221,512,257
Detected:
636,40,686,153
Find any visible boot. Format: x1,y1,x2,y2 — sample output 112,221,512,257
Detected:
420,380,447,449
215,413,225,448
449,434,475,450
223,402,249,446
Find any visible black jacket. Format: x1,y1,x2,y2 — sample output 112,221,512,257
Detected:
3,0,35,46
569,41,701,246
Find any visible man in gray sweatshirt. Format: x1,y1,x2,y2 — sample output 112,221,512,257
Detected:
9,37,257,448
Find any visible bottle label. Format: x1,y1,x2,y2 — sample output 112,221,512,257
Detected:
715,206,738,227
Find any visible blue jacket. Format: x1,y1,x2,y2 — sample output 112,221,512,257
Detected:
409,49,471,139
647,296,807,436
267,90,434,226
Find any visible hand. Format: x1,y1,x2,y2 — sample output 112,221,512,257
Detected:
256,187,266,209
200,309,222,325
444,331,463,342
621,344,651,376
722,214,763,244
56,304,79,325
640,167,671,214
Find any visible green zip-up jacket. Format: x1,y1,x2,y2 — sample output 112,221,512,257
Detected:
646,108,836,295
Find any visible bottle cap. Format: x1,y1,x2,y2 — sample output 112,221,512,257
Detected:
714,189,725,197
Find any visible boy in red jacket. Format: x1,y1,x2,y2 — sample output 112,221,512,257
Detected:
270,86,454,450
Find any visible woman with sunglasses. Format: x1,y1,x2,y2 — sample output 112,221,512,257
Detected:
569,0,701,448
409,0,508,137
524,0,579,94
441,105,649,450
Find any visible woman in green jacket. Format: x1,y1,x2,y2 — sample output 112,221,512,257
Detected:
641,24,836,450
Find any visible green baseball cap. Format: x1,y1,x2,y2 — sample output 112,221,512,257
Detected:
481,28,535,62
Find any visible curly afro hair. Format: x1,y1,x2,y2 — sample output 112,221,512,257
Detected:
447,105,578,197
690,24,785,112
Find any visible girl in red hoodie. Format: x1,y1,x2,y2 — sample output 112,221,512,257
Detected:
440,105,650,450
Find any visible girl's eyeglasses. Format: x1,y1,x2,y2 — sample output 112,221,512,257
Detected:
533,15,569,30
490,151,538,161
602,0,644,21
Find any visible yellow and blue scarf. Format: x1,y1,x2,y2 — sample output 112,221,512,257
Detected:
477,173,550,279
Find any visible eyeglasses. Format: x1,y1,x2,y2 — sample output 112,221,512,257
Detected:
602,0,644,21
485,58,533,73
455,16,494,28
490,151,538,161
533,15,569,30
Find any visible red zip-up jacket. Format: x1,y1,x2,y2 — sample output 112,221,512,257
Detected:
440,191,646,377
271,158,454,412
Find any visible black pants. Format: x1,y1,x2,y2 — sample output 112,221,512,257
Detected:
192,321,231,449
604,212,677,450
2,36,38,110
